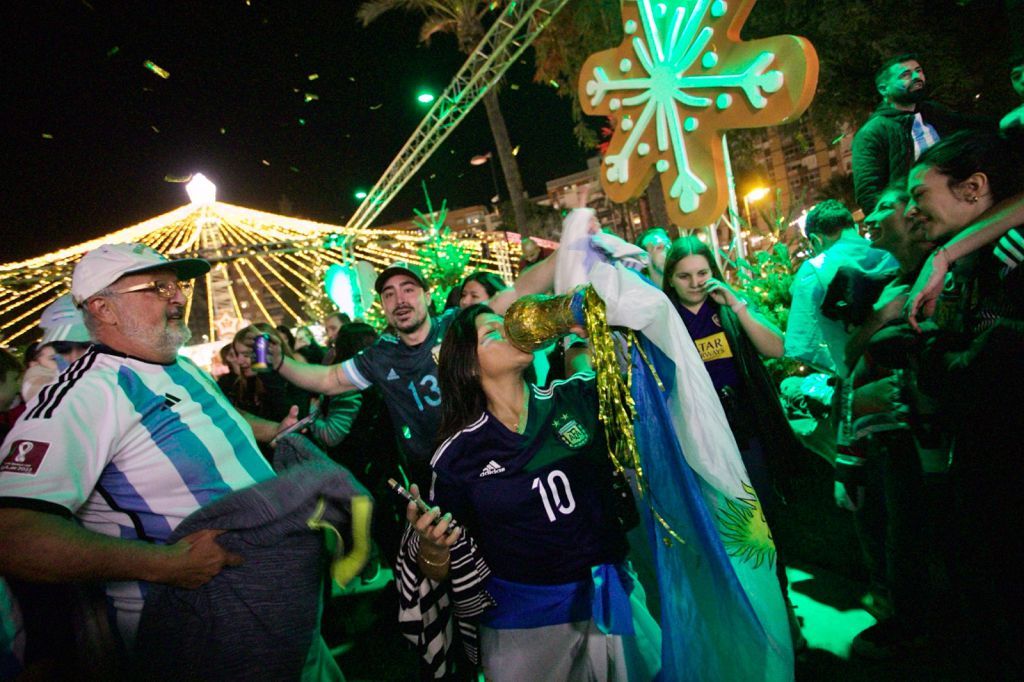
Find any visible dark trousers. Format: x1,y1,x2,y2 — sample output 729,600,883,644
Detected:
947,431,1023,676
877,431,933,626
852,429,939,628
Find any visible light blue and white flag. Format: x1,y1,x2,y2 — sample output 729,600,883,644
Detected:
557,209,794,681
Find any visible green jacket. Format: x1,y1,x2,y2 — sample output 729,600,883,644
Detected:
851,101,969,213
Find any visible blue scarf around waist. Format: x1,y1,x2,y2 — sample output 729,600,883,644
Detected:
479,563,634,635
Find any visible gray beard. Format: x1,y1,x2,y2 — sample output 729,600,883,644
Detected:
122,317,191,357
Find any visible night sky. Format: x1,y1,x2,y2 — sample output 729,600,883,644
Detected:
1,1,591,263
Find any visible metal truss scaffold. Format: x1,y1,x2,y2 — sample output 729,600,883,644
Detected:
345,0,572,232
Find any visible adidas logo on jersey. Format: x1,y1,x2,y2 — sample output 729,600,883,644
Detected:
479,460,505,477
386,368,399,381
163,393,181,409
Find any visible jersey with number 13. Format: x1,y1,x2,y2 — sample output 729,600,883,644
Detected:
340,309,456,467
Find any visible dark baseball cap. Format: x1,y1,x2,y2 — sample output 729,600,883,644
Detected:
374,262,429,294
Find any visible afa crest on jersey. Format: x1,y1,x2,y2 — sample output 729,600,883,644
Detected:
554,413,590,449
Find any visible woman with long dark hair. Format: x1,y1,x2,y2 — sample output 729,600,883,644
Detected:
661,237,790,493
457,271,507,309
661,237,801,640
404,303,658,681
229,323,310,422
901,129,1023,675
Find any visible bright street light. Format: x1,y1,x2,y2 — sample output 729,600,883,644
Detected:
744,187,770,203
743,186,770,230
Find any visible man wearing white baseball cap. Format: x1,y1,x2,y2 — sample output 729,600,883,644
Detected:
20,295,93,405
69,242,209,308
0,242,278,651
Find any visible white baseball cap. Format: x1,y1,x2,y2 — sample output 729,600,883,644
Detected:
71,243,210,306
39,294,91,344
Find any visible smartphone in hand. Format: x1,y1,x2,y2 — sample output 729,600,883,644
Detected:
269,406,320,448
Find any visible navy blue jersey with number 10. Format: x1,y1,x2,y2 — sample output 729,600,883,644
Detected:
429,372,629,585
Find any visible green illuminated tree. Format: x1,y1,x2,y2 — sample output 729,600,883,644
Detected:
357,0,533,236
413,183,472,312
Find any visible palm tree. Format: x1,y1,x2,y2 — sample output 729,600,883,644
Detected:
357,0,532,235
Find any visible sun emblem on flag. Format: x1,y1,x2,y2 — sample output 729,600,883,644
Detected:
717,481,776,569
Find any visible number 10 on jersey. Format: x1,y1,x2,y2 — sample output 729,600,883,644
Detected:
532,470,576,522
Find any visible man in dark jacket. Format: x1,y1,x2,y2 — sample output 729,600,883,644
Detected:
852,54,971,213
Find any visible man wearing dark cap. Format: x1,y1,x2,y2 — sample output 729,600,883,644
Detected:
0,243,278,649
273,258,556,486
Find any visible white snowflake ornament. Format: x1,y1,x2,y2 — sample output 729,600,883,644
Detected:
580,0,818,227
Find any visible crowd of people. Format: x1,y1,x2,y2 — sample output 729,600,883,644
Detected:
0,51,1022,681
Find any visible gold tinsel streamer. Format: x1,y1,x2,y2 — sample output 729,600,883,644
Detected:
582,287,690,548
580,287,644,490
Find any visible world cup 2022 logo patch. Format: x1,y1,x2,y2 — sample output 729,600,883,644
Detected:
554,413,590,449
1,440,50,475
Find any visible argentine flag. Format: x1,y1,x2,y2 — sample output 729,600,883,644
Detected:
558,210,794,681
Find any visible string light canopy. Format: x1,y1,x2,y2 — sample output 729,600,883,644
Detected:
0,182,517,347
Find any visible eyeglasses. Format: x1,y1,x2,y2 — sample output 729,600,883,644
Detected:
111,280,194,299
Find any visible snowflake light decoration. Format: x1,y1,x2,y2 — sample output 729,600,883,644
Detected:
580,0,818,227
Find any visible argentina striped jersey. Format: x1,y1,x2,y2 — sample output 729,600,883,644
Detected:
0,345,275,636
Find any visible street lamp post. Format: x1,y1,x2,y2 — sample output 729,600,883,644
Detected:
742,186,770,231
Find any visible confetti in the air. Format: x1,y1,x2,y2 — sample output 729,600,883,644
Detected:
510,83,520,90
308,73,319,81
304,93,319,102
164,174,193,183
41,133,54,140
261,160,270,166
143,60,170,79
369,103,382,110
106,46,120,58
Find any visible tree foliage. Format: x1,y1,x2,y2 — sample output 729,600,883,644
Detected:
302,261,336,325
532,0,623,148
